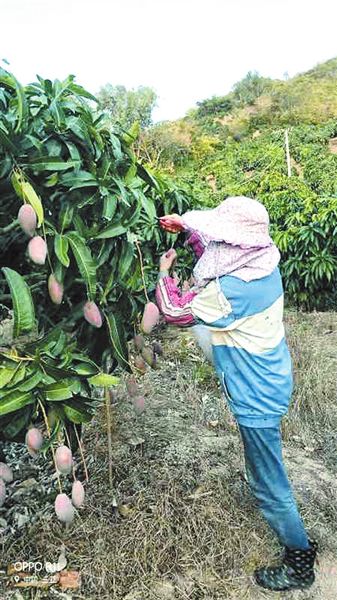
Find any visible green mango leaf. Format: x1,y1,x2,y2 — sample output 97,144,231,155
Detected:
29,326,62,353
88,373,120,387
49,100,65,128
110,134,123,162
113,177,130,205
2,268,36,337
66,231,97,298
72,361,99,375
61,170,98,190
0,367,15,389
40,363,74,380
96,240,113,269
0,123,17,152
63,398,94,424
0,390,35,416
118,242,135,281
0,70,28,132
28,157,80,171
43,380,73,401
73,214,89,239
11,170,44,226
66,116,94,153
77,190,99,209
140,195,157,220
1,405,33,439
68,83,97,102
44,172,59,187
95,222,127,240
137,163,160,190
106,312,130,370
123,198,142,229
64,140,81,162
54,234,70,267
122,121,141,145
59,201,75,232
17,370,43,392
102,194,117,221
7,365,26,387
124,163,138,184
50,330,67,356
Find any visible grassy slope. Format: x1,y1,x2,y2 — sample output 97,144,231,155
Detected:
1,311,337,599
171,57,337,210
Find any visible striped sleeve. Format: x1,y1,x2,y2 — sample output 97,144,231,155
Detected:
155,276,197,326
185,231,208,258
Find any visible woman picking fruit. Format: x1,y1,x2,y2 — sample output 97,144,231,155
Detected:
156,196,318,592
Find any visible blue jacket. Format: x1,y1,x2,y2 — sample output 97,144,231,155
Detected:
190,268,293,428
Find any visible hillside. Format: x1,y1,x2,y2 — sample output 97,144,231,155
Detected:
142,58,337,310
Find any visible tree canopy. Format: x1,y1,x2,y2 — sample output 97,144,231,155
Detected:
98,84,157,130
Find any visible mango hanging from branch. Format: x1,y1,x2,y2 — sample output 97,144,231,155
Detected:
25,427,44,456
12,170,44,227
55,445,73,475
140,302,159,334
18,204,37,237
55,493,75,523
83,301,102,328
71,481,85,508
28,236,47,265
48,274,64,305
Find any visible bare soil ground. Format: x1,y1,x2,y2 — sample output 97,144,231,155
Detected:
1,311,337,599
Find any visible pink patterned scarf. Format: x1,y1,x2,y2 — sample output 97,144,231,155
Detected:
182,196,280,287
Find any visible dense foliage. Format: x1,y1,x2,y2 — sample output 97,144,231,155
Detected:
0,69,188,440
177,124,337,309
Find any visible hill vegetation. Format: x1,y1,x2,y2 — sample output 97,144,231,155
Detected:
140,57,337,310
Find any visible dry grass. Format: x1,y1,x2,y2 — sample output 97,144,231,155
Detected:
1,312,337,599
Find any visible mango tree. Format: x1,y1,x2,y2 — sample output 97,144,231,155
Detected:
0,68,189,446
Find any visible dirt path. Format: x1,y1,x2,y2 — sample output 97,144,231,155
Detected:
1,316,336,599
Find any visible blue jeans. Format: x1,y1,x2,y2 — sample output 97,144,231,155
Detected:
239,424,310,549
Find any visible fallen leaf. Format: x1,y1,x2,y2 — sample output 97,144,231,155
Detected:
118,504,135,518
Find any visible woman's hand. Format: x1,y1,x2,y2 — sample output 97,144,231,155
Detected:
160,248,177,272
159,214,184,233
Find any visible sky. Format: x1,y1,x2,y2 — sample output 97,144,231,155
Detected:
1,0,337,122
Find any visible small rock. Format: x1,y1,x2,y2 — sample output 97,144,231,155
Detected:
126,436,145,447
12,592,25,600
15,512,30,528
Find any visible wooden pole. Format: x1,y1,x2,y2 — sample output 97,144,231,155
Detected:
285,129,292,177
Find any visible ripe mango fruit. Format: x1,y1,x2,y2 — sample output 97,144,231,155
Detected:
55,445,73,475
55,493,75,523
28,236,47,265
72,480,85,508
83,301,102,328
140,302,159,334
48,274,64,305
18,204,37,237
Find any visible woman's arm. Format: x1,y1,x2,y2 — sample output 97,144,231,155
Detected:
156,275,197,326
